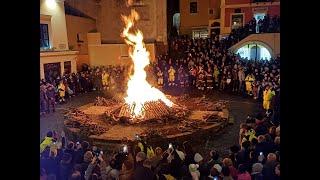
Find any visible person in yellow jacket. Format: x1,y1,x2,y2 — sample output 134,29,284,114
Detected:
263,85,276,111
40,131,54,153
58,80,66,103
146,146,155,159
156,68,164,88
101,70,110,90
168,66,176,86
245,73,255,95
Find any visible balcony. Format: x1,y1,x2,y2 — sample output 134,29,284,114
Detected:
40,50,79,57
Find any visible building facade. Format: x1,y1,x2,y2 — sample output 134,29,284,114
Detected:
63,0,166,66
40,0,78,80
220,0,280,35
179,0,221,38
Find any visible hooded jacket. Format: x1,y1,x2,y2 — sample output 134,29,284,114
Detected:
40,137,53,153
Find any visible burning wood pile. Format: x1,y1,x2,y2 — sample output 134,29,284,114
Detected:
94,96,120,106
104,100,189,124
119,100,170,120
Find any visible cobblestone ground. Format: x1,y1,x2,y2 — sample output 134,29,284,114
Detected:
40,89,259,156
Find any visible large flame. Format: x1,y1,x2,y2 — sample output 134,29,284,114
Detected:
121,10,173,118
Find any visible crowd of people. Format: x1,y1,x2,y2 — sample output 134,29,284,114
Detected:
40,65,128,115
40,111,280,180
222,15,280,48
154,40,279,123
40,13,281,179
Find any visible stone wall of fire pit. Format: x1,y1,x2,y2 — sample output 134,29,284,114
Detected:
64,95,230,146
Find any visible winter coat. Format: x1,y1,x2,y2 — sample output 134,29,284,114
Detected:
59,160,73,180
237,172,251,180
133,162,155,180
84,160,107,180
40,137,53,153
58,83,66,97
262,161,277,180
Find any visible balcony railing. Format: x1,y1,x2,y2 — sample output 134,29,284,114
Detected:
251,0,274,3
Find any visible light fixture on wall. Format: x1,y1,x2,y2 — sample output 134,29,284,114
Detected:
46,0,57,9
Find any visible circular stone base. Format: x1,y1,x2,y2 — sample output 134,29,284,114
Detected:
64,96,230,146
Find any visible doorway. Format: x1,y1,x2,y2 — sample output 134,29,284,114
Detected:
254,13,265,33
44,62,61,82
64,61,72,75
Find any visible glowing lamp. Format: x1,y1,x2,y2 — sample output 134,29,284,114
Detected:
46,0,57,9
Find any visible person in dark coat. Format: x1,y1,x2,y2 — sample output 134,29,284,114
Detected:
40,85,48,115
63,142,76,164
46,84,56,113
254,135,268,160
251,163,263,180
236,141,251,170
74,141,90,164
273,137,280,153
40,148,59,178
133,152,155,180
183,141,196,166
262,153,278,180
59,152,73,180
255,123,268,136
79,151,93,180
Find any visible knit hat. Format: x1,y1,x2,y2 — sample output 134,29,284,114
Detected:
194,153,203,163
252,163,263,174
213,164,222,173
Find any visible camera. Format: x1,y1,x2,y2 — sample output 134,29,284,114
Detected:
168,143,173,149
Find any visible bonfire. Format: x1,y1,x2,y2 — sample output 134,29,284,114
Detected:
120,8,174,121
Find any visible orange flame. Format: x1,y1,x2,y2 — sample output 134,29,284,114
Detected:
121,9,173,119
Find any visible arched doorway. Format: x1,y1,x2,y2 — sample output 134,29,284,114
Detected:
235,42,272,60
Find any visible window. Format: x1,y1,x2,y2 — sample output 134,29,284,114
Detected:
64,61,71,74
231,14,244,29
40,24,50,49
128,0,144,6
190,2,198,14
192,29,208,39
44,63,61,81
209,9,214,15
